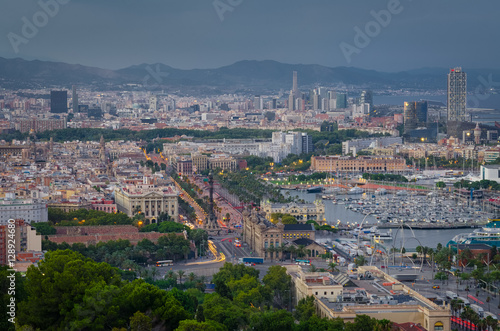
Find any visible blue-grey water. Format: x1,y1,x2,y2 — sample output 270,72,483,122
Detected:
284,190,475,250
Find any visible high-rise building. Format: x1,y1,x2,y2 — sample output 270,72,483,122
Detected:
415,101,428,124
447,67,467,122
288,71,299,111
292,71,298,96
301,133,313,154
50,91,68,113
403,102,418,132
359,90,373,109
149,95,158,111
72,85,78,113
288,92,295,111
312,91,320,110
336,93,347,109
253,95,263,110
404,101,428,132
271,98,278,109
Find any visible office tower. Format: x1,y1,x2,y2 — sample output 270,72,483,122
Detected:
50,91,68,113
301,133,313,154
447,67,467,122
288,92,295,111
149,95,158,111
253,95,263,110
292,71,298,96
321,98,329,111
359,90,373,109
328,90,337,110
312,91,320,110
415,101,428,124
271,98,278,109
72,85,78,113
403,102,418,132
336,93,347,109
318,87,328,100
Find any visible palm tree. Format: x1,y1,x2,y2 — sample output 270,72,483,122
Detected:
288,245,297,262
477,318,487,331
485,316,496,331
308,264,318,272
267,246,276,262
151,267,158,280
376,319,392,331
177,270,185,284
188,272,196,282
328,262,338,273
296,245,307,258
199,275,207,284
166,270,175,280
355,255,367,267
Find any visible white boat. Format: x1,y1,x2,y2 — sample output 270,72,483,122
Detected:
375,188,387,195
348,186,364,195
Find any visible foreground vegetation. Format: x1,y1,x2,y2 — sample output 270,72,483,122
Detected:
1,253,393,330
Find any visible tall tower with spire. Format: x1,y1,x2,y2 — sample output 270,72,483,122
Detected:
289,71,299,111
292,71,298,96
205,172,220,234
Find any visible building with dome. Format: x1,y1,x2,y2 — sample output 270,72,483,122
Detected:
242,209,320,261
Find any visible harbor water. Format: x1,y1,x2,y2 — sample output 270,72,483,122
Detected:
284,190,475,250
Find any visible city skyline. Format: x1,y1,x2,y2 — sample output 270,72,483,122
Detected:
1,0,499,71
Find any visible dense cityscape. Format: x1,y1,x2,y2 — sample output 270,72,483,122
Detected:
1,1,500,331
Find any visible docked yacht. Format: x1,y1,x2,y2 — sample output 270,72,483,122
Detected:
448,219,500,247
348,186,364,195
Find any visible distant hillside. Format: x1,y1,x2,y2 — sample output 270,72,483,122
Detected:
1,57,499,92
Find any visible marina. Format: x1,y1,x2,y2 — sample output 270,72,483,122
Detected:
284,189,491,249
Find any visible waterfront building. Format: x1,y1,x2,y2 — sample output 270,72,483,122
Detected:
287,266,343,305
480,165,500,184
242,209,317,260
304,265,451,330
310,155,406,173
261,200,325,223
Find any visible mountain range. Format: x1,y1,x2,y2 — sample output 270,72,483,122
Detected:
1,57,499,93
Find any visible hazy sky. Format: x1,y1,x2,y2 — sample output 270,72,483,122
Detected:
1,0,498,71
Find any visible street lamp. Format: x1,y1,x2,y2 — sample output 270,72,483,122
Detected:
357,212,373,251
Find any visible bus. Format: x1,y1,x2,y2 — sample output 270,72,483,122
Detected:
234,239,241,247
156,260,173,267
295,259,311,265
